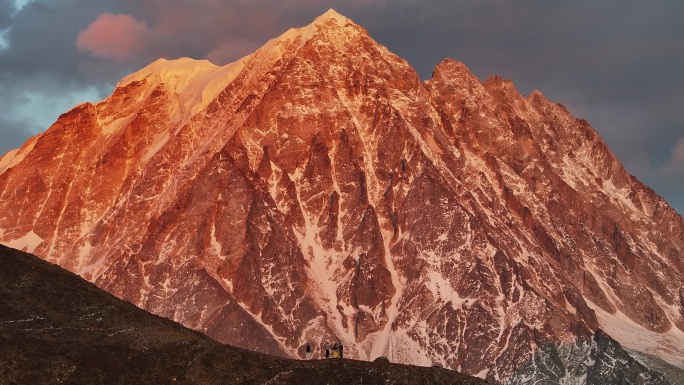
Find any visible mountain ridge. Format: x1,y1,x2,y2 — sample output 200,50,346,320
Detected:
0,243,487,385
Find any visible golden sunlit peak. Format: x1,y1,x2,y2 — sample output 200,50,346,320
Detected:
314,8,350,25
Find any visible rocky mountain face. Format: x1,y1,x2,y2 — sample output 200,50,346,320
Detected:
0,244,486,385
1,9,683,384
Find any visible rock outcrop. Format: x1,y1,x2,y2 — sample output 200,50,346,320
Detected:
0,244,487,385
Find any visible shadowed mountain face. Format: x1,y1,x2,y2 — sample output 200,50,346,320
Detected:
0,244,486,385
1,9,683,384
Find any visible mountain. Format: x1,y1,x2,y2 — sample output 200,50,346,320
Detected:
0,244,486,385
1,8,683,384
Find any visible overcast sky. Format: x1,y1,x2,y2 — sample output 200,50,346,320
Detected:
1,0,682,215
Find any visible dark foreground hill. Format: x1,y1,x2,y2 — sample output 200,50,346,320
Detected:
0,244,485,385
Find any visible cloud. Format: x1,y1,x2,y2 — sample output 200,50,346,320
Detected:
0,117,40,155
0,2,12,29
0,2,15,50
77,13,149,61
74,4,284,65
641,137,684,214
73,1,402,66
672,139,684,164
659,138,684,179
204,39,260,64
0,0,125,157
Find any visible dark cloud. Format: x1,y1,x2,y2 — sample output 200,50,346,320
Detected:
3,1,102,77
356,0,684,214
650,138,684,212
0,0,127,156
0,2,12,29
0,0,682,215
0,117,40,152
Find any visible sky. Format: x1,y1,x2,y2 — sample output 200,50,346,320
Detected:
0,0,682,215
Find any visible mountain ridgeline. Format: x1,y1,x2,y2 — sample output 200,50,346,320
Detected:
0,244,486,385
1,9,683,384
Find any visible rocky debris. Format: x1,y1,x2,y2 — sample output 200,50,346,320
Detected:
627,350,684,385
0,244,485,385
506,330,674,384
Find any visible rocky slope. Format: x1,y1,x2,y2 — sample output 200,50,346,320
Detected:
0,244,485,385
1,8,683,384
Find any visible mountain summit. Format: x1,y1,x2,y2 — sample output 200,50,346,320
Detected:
1,10,683,384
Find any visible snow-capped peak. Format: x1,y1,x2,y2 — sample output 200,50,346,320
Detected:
255,8,360,59
105,9,359,125
313,8,351,27
117,57,218,89
112,56,250,122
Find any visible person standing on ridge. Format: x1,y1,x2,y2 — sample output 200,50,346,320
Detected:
339,343,344,358
305,343,312,360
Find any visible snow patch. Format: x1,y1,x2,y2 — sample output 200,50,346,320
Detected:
141,131,171,163
384,329,433,366
586,298,684,368
78,249,108,277
99,116,131,136
474,368,490,379
254,8,355,68
423,257,474,310
315,9,350,27
116,56,250,125
0,136,39,173
6,231,43,254
209,221,224,260
78,241,92,261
